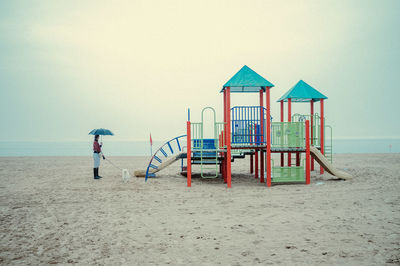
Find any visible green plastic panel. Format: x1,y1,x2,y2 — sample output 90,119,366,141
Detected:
271,122,305,148
271,166,305,183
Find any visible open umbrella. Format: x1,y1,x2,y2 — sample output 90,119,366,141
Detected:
88,128,114,136
89,128,114,144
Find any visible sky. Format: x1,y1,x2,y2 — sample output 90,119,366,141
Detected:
0,0,399,142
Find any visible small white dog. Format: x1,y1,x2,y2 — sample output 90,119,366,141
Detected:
122,169,130,183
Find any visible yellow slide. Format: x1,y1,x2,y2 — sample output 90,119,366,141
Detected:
310,146,352,180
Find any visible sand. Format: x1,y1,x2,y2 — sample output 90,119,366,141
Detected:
0,153,399,265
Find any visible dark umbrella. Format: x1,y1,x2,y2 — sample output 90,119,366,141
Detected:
88,128,114,136
89,128,114,145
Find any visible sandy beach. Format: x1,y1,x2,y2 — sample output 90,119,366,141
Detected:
0,153,399,265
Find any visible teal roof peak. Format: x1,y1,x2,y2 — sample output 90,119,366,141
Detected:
277,80,327,102
221,65,274,93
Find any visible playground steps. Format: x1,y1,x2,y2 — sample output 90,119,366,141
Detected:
324,146,333,163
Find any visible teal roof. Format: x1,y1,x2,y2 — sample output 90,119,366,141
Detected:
277,80,328,102
221,65,274,93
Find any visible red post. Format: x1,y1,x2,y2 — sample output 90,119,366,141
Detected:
310,100,314,171
226,87,232,188
320,99,324,175
250,154,254,174
254,125,259,179
223,90,227,183
280,100,284,167
186,121,191,187
260,150,265,183
305,120,310,184
266,87,272,187
259,90,264,183
288,98,292,167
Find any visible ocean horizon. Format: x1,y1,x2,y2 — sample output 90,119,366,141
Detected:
0,138,399,157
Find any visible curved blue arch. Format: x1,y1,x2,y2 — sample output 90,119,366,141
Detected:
145,135,187,181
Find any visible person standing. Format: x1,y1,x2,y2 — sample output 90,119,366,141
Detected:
93,135,105,179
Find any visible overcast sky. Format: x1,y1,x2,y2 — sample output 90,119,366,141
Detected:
1,0,399,142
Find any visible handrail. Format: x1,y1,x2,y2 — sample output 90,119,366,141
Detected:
145,134,187,181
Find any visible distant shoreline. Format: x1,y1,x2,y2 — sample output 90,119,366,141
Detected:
0,138,399,156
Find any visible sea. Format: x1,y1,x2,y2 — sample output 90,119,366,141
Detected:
0,138,399,156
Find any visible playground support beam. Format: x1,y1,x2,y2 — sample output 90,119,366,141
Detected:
259,90,264,183
320,99,325,175
186,121,191,187
310,100,314,171
250,154,253,173
305,120,310,184
254,125,259,179
280,100,284,167
223,90,227,183
266,87,272,187
288,98,292,167
226,87,232,188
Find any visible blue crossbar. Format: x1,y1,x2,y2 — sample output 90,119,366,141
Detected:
176,138,181,151
167,142,174,154
147,173,156,178
154,156,162,163
160,148,168,157
149,164,158,169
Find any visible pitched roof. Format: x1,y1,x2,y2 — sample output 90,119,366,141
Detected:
221,65,274,93
277,80,327,102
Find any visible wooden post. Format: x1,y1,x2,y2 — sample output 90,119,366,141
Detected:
305,120,310,184
320,99,324,175
266,87,272,187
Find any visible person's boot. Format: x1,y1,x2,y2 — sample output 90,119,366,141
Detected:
94,168,100,179
97,168,102,179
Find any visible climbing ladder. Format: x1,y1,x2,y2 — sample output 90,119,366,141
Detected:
191,107,225,178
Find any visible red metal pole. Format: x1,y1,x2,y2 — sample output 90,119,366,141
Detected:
310,100,314,171
266,87,272,187
320,99,324,175
260,149,264,183
280,100,284,167
250,154,254,174
288,98,292,167
223,90,227,183
305,120,310,184
254,125,259,179
226,87,232,188
186,121,191,187
296,152,300,166
219,133,222,174
259,90,264,183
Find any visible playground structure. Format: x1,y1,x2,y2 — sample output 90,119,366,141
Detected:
135,65,352,187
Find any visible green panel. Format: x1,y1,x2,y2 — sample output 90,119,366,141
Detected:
271,122,305,148
271,166,305,183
